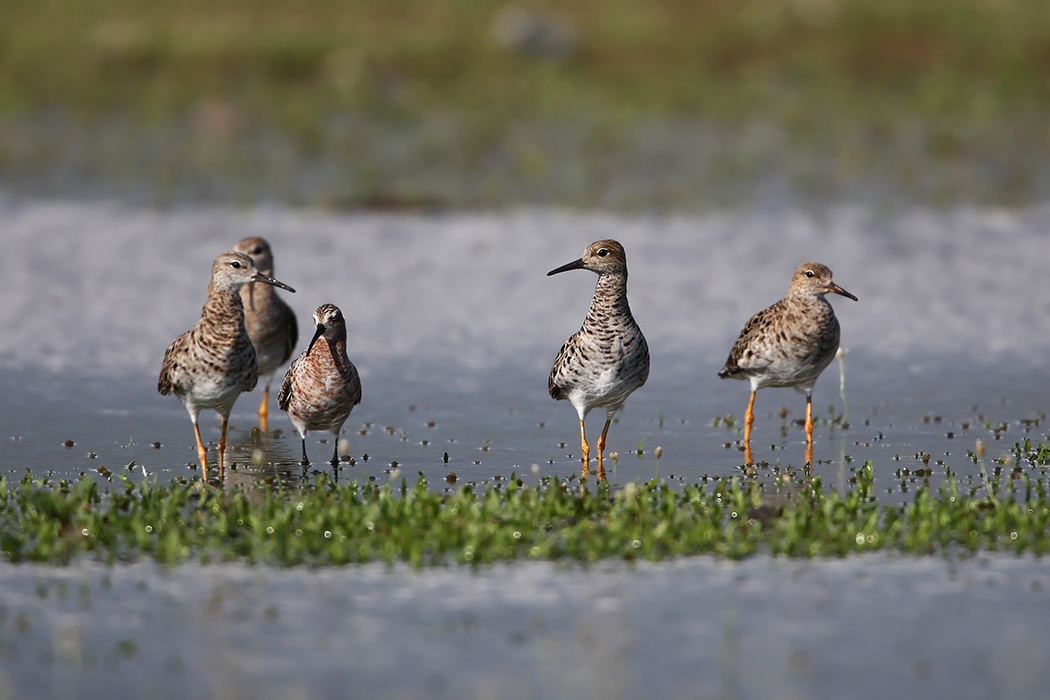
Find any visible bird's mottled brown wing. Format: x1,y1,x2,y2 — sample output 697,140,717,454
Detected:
718,300,784,378
548,332,579,400
157,332,190,395
277,357,298,411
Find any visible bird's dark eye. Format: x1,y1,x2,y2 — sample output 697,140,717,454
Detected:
597,248,608,257
804,270,814,278
231,261,242,269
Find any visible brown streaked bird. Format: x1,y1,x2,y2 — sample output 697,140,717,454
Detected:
159,251,296,474
548,240,650,479
718,262,857,466
278,304,362,466
235,236,298,431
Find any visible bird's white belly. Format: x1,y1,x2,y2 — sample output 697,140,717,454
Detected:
753,354,831,391
568,366,627,411
181,374,240,411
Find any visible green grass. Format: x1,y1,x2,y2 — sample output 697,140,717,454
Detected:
4,1,1050,207
2,0,1049,126
4,441,1050,567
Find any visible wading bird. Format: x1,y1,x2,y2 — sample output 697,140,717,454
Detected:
235,236,298,431
159,251,295,475
548,240,649,479
278,304,362,466
719,262,856,466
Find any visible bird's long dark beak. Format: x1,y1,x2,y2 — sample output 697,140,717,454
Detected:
547,258,586,276
305,323,326,355
828,282,858,301
253,271,296,293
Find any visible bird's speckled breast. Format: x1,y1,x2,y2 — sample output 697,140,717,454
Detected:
282,338,362,434
550,271,649,413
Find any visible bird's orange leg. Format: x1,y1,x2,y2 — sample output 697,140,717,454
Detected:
259,384,269,433
193,421,208,473
579,419,591,478
805,395,814,468
744,391,756,464
218,414,230,479
596,419,612,480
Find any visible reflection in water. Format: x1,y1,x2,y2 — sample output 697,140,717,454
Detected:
219,425,343,491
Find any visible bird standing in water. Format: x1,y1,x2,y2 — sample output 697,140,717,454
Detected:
548,240,649,479
278,304,362,466
718,262,857,466
159,251,296,475
235,236,298,431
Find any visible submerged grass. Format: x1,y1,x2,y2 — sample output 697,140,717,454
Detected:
3,442,1050,567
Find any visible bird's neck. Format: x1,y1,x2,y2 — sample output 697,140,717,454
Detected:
586,271,632,323
788,291,832,314
327,326,347,348
202,284,248,333
318,329,350,369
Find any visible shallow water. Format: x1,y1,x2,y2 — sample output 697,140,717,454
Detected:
1,555,1049,700
0,201,1048,491
2,200,1050,698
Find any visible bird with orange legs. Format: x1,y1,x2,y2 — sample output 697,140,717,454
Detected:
235,237,298,432
159,251,295,477
548,240,649,479
718,262,856,466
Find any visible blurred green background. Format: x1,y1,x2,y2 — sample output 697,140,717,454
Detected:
2,0,1049,208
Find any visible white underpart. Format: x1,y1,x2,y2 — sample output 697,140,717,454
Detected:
749,370,820,395
179,376,240,419
567,367,628,421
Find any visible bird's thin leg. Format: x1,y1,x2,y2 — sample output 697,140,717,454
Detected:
330,439,339,466
596,419,612,480
579,419,591,478
744,391,756,464
192,420,208,472
805,395,814,468
259,383,270,433
218,414,230,480
300,438,310,467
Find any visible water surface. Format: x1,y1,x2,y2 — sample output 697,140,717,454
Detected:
1,202,1048,490
2,201,1050,699
1,555,1048,700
